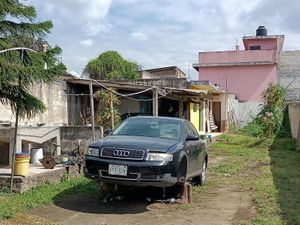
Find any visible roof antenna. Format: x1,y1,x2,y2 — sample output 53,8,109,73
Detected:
187,62,191,81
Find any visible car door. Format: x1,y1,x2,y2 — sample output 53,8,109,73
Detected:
185,121,204,177
184,121,199,177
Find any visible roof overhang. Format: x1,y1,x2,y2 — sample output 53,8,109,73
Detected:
67,78,209,99
189,80,225,93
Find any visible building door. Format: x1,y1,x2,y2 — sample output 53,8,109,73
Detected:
0,142,9,165
190,103,200,132
212,102,221,132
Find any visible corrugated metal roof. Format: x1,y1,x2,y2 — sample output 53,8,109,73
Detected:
67,77,208,97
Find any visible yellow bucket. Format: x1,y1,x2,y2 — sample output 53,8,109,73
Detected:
14,153,30,176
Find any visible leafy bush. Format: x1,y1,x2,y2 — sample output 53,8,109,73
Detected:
242,117,265,137
95,89,121,130
242,84,289,138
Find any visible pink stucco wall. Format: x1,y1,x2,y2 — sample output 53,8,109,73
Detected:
242,35,284,51
199,50,276,65
243,39,277,50
199,64,277,102
196,34,284,102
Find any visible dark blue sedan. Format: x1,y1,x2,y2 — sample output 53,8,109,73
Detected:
84,116,207,196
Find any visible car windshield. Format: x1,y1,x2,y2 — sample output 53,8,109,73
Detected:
112,117,181,141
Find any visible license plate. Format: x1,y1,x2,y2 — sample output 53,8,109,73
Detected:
108,164,128,176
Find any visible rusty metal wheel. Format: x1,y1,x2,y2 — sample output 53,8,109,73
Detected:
41,155,56,169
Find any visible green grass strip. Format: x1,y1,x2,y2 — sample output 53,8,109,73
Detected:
0,176,98,219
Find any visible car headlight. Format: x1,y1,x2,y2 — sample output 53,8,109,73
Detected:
87,147,99,157
146,153,173,162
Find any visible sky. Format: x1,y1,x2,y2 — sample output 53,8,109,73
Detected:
25,0,300,79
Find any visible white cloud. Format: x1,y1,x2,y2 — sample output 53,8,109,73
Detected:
67,70,81,77
220,0,261,28
37,0,112,36
117,0,144,4
130,31,148,40
84,22,112,36
27,0,300,78
80,39,93,46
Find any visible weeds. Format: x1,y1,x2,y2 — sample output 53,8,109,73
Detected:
204,134,298,225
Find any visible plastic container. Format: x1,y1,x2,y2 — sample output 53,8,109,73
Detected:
14,153,30,176
30,148,43,164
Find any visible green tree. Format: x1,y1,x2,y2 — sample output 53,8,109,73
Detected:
0,0,66,118
84,50,140,80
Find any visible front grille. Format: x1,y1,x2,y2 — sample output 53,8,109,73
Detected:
101,147,145,160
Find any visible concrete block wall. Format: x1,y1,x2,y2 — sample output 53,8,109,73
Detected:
278,51,300,101
60,126,103,154
67,84,90,126
278,51,300,140
288,103,300,139
227,94,262,127
0,78,68,126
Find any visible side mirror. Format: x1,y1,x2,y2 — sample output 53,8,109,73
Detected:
186,134,200,141
103,129,112,137
199,135,207,140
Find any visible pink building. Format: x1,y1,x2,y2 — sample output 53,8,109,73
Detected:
193,26,284,102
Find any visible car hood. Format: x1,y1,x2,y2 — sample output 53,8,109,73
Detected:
92,135,179,152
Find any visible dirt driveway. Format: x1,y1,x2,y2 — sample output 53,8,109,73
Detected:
24,156,254,225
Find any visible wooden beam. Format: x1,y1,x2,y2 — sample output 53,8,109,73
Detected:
179,100,184,118
152,87,158,116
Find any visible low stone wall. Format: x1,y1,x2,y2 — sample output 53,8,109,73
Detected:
0,165,81,194
60,126,102,154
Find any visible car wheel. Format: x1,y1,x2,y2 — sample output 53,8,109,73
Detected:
193,160,206,186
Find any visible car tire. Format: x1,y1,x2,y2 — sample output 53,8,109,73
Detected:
193,160,207,186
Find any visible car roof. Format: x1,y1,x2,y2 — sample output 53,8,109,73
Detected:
127,116,186,122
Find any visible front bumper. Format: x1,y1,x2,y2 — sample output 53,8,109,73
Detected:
84,156,177,187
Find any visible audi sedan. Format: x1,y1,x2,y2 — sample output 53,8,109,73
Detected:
84,116,207,194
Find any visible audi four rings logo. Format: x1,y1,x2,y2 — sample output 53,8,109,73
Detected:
113,149,130,157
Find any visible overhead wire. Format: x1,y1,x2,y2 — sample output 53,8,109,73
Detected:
68,78,171,101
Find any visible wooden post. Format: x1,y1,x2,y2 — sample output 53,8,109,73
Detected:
179,100,183,118
89,80,96,141
110,89,114,130
206,100,211,133
178,182,192,204
296,121,300,152
152,87,158,116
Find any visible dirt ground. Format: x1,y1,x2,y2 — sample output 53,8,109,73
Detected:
12,155,253,225
1,155,255,225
